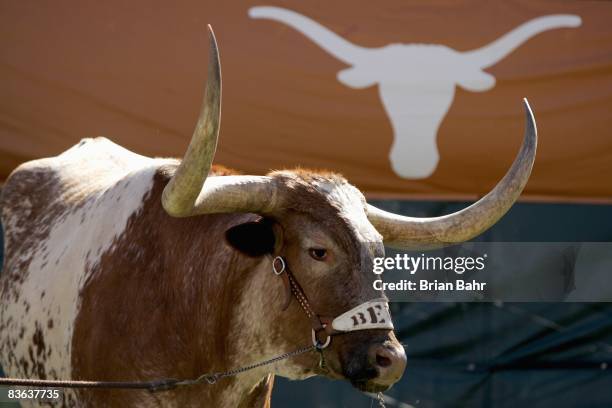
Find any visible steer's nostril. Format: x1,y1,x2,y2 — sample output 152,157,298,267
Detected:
368,342,407,385
376,353,392,368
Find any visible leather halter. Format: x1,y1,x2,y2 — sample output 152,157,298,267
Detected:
271,256,393,350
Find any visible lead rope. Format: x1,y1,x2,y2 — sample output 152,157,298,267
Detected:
317,348,327,372
0,345,317,392
171,344,317,390
1,256,392,401
377,392,387,408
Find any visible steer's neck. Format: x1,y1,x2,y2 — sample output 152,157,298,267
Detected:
201,244,318,406
166,214,284,406
212,256,287,406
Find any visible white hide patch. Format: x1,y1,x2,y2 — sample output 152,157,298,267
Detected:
0,138,174,384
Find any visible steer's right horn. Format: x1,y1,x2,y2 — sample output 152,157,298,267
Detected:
367,99,537,249
162,25,281,217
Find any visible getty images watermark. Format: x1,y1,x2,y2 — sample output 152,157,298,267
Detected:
372,253,489,293
369,242,612,302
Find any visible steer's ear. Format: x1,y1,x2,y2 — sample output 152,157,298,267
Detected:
225,218,276,257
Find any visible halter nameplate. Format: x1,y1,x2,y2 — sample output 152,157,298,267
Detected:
331,299,394,332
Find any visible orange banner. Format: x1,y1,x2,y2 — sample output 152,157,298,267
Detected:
1,1,610,202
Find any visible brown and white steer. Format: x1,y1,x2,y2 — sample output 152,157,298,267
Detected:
0,27,537,407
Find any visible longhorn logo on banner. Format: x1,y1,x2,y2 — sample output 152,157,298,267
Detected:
250,6,581,179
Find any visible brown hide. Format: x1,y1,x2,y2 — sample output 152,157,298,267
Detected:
71,170,279,406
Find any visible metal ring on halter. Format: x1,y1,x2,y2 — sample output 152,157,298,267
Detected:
204,374,218,385
311,327,332,350
272,256,286,275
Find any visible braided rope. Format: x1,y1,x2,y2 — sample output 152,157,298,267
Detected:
0,345,316,392
287,272,314,319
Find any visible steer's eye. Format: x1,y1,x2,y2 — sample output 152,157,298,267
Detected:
309,248,328,261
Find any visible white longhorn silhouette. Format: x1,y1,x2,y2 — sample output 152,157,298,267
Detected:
249,6,581,179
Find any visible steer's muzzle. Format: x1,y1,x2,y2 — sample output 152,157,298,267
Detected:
367,341,407,388
335,331,406,392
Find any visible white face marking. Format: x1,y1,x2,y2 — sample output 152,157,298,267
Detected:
313,180,382,243
0,138,174,385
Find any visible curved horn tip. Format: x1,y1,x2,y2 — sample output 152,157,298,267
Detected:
207,24,217,45
522,97,533,121
522,97,530,109
522,98,538,141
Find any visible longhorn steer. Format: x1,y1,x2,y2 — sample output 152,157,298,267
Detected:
249,6,577,179
0,27,536,407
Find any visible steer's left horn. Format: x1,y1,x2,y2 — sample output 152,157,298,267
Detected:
367,99,537,249
163,26,281,217
162,25,222,217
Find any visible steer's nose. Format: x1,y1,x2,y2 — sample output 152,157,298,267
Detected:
368,342,407,385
